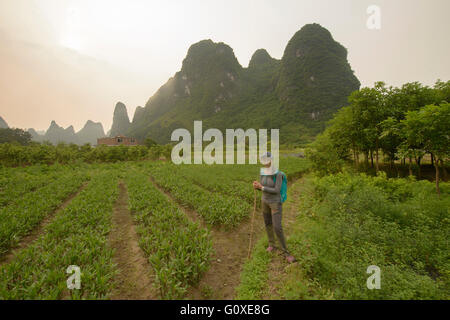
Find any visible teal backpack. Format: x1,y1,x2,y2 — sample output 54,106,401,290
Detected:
273,171,288,203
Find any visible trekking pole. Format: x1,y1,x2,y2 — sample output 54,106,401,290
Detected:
247,183,257,259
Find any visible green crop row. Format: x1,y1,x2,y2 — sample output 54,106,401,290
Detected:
125,168,213,299
0,169,89,256
144,158,310,218
148,164,252,228
0,170,119,299
0,164,76,207
175,158,311,203
167,164,256,203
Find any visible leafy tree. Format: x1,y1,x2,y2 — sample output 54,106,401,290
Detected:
0,128,32,145
305,131,346,176
347,82,389,171
396,82,436,113
401,103,450,194
380,117,403,169
144,137,158,148
433,80,450,104
325,106,357,164
310,80,449,180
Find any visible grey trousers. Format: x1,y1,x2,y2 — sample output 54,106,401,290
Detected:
262,201,289,254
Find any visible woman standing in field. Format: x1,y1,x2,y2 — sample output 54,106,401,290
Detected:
253,152,295,263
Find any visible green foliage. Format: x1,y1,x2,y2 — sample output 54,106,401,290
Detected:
175,164,256,203
306,131,346,176
401,102,450,193
1,155,444,300
0,128,32,145
401,103,450,160
145,158,310,228
0,143,170,166
307,80,450,186
235,236,271,300
125,167,212,299
147,144,172,161
0,163,73,207
0,166,88,255
0,157,309,299
0,169,120,299
277,23,360,128
288,172,449,299
144,137,158,147
148,164,252,228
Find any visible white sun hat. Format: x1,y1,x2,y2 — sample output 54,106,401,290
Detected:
260,152,278,176
260,152,273,165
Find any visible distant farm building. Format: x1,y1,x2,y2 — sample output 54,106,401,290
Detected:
97,135,138,146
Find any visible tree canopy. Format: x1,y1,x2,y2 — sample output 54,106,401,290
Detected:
0,128,32,145
307,80,450,193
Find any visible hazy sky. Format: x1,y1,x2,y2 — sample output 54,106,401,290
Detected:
0,0,449,132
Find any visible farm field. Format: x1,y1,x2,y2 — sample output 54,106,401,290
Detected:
0,157,311,299
237,172,450,300
1,155,447,300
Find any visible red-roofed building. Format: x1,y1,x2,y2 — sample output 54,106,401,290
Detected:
97,135,138,146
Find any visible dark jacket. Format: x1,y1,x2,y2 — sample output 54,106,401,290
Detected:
260,171,282,203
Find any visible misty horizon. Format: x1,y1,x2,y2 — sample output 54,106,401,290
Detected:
1,0,449,132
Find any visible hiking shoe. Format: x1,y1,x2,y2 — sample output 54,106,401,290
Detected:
286,255,296,263
266,246,274,252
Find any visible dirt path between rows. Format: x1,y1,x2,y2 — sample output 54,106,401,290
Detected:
0,182,88,266
149,176,266,300
263,176,307,299
187,214,266,300
109,182,157,300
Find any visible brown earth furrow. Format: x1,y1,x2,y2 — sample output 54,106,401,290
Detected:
109,182,157,300
149,176,265,300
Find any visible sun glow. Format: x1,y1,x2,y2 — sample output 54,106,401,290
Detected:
60,34,83,52
60,6,83,52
